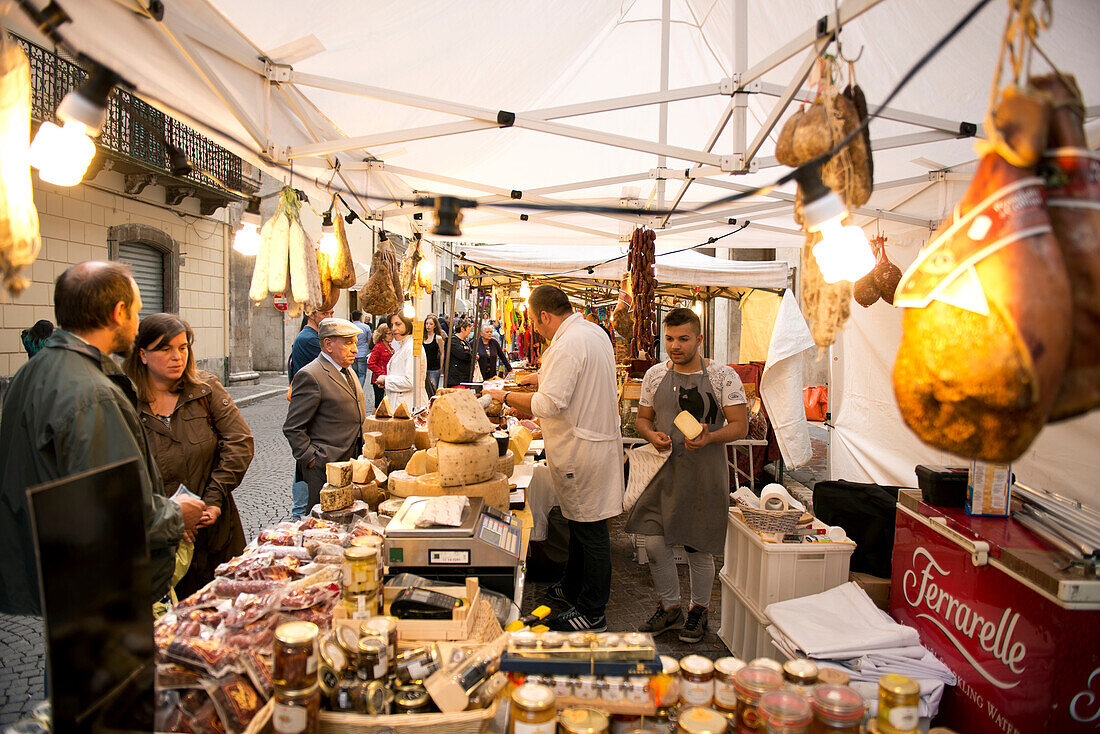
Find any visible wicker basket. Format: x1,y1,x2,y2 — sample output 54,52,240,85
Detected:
319,689,501,734
735,501,802,534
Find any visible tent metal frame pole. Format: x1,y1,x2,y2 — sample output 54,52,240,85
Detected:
522,172,654,197
742,49,819,165
286,120,500,159
656,0,672,210
731,0,748,164
525,83,724,121
657,101,734,227
753,130,968,170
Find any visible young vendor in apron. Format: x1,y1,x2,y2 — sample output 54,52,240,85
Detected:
626,307,748,642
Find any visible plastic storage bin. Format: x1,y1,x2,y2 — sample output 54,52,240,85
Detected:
717,571,785,662
722,510,855,610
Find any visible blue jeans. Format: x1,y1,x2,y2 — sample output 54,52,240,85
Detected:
428,369,441,390
354,356,370,387
292,478,309,519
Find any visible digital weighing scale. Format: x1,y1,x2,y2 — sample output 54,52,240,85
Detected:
383,496,526,604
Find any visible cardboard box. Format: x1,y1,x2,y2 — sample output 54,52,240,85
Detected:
850,571,891,611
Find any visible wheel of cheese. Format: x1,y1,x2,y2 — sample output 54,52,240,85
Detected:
364,417,415,450
426,447,439,474
362,431,385,459
387,470,420,498
405,449,432,477
428,390,494,443
414,472,510,511
435,434,497,487
497,450,515,478
414,426,432,450
384,446,415,471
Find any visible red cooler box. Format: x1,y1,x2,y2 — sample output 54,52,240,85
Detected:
890,489,1100,733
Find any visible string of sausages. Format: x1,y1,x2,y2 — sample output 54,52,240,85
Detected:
628,226,657,360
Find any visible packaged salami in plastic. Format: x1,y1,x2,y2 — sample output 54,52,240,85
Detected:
223,591,282,628
303,539,343,559
213,578,287,598
157,663,206,690
220,615,280,655
298,516,342,532
175,586,220,611
257,522,299,547
240,649,274,700
165,637,241,678
252,544,312,561
201,674,264,734
279,581,341,611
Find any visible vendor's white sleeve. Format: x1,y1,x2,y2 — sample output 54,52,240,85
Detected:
385,347,413,392
530,353,580,418
638,363,666,408
711,364,748,407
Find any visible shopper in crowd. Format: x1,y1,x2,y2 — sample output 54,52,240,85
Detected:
20,319,53,358
423,314,446,389
366,323,394,407
476,323,511,379
289,306,334,381
284,318,368,511
0,262,203,614
124,313,254,598
351,309,374,391
381,312,428,410
628,307,748,642
487,285,623,632
438,313,450,335
445,318,475,387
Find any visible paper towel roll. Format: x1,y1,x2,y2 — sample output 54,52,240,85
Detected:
761,484,790,511
826,526,848,542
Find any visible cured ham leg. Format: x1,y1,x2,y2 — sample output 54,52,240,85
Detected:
893,148,1072,462
1030,74,1100,420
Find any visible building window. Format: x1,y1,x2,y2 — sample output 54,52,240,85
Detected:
108,224,179,315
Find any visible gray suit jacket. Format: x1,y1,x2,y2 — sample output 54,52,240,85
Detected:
283,355,367,505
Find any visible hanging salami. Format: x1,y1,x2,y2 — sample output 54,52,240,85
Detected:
628,227,657,360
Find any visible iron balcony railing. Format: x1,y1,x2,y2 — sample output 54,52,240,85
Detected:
15,34,244,194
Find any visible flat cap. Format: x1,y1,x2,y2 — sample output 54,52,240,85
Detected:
318,318,360,339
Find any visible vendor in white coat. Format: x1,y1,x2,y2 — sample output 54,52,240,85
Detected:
488,285,623,632
378,312,428,413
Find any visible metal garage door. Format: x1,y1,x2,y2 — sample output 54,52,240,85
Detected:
118,242,164,318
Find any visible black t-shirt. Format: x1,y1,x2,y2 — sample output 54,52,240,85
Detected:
423,336,442,369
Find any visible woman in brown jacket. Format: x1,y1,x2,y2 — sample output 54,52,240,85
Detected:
124,314,254,598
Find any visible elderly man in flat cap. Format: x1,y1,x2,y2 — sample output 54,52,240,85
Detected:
284,318,368,511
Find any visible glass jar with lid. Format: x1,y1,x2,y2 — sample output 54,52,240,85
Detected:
574,675,599,701
675,706,729,734
510,683,557,734
749,658,784,676
559,707,610,734
875,674,919,734
808,684,865,734
652,655,680,708
782,659,819,697
273,621,319,692
343,546,380,594
678,655,714,707
815,669,849,688
272,684,321,734
758,689,813,734
602,676,626,703
713,657,745,713
733,666,783,733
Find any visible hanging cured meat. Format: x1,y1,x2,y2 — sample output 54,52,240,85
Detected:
893,86,1072,462
1030,73,1100,420
359,235,400,316
611,271,634,339
0,36,40,297
628,227,656,360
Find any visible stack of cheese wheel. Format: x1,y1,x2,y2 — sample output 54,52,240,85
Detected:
364,397,416,470
406,390,509,510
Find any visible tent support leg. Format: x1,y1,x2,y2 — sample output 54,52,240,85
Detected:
656,0,671,210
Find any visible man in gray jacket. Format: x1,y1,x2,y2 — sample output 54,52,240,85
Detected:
0,261,204,614
284,318,368,511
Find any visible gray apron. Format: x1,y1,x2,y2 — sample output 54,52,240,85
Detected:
625,363,728,555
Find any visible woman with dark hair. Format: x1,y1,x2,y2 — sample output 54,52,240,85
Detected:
123,314,254,597
380,312,427,410
423,314,445,389
20,319,53,358
366,322,394,407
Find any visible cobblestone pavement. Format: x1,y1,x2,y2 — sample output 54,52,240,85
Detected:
1,395,830,723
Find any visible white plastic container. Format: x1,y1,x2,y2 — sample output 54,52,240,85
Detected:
717,571,785,662
721,511,854,610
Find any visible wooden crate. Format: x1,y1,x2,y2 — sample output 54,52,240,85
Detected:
333,578,483,642
620,379,642,402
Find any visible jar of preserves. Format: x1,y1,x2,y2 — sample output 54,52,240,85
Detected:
356,637,388,681
272,685,321,734
510,683,557,734
343,546,380,594
603,676,626,703
758,689,812,734
626,676,650,705
713,657,745,713
513,630,539,650
678,655,714,707
341,589,379,619
675,706,728,734
559,707,610,734
273,621,319,692
353,679,392,715
652,655,680,708
733,666,783,733
575,676,598,701
875,674,919,734
362,616,399,673
566,632,591,649
541,631,566,649
331,668,357,712
396,644,441,683
610,714,641,734
394,683,431,714
551,675,573,699
815,669,849,688
334,624,359,655
808,684,864,734
782,659,819,697
749,658,784,676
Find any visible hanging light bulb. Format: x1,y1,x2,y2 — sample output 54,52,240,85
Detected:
418,257,434,275
29,62,118,187
233,197,262,256
519,279,531,299
691,300,704,316
318,210,338,256
28,120,95,186
402,301,415,318
795,164,876,284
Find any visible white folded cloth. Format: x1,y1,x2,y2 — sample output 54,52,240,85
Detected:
413,496,470,527
623,443,670,512
765,582,921,658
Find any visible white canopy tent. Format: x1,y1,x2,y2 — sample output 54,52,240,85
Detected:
9,0,1100,501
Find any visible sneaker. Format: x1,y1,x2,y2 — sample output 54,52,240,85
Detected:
678,605,708,643
545,582,574,607
638,603,683,635
547,607,607,632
